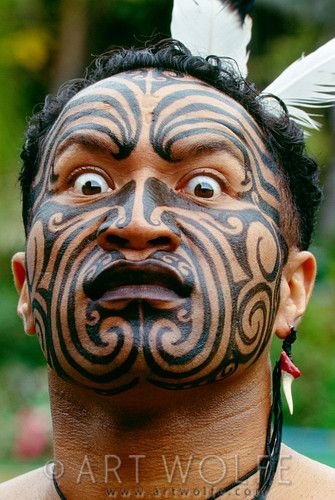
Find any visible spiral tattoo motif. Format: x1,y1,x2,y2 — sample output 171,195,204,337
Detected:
26,70,285,394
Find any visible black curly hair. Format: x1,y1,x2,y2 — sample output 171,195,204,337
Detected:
19,40,321,250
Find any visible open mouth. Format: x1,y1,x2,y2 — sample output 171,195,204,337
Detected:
84,259,193,304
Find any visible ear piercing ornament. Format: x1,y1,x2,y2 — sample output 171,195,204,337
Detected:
280,326,301,414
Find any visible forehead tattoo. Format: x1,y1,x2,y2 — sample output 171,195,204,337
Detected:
27,69,285,394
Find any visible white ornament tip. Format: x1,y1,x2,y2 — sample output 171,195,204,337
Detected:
281,370,295,415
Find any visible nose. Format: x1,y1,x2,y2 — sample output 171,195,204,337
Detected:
96,186,181,258
97,215,180,254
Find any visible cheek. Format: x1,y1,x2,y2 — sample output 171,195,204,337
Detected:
177,208,283,359
26,220,46,295
181,208,282,292
25,203,102,360
244,219,281,281
25,220,49,359
26,205,94,297
27,198,112,275
233,218,282,357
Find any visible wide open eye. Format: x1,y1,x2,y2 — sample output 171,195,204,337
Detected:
183,175,222,199
73,172,110,195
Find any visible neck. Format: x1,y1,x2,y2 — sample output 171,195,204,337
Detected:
49,357,271,499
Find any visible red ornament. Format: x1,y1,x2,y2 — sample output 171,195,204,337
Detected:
280,350,301,379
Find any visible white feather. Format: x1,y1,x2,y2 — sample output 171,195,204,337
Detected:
264,38,335,130
170,0,252,77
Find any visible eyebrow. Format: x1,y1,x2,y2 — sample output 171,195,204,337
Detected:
54,133,117,161
174,138,245,164
54,132,246,167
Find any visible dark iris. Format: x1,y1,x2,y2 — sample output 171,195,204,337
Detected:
82,180,102,195
194,181,214,198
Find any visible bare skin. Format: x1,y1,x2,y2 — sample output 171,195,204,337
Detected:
2,71,334,498
2,361,335,499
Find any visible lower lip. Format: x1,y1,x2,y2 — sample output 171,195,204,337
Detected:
97,285,184,308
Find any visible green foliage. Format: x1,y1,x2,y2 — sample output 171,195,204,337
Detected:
0,362,50,462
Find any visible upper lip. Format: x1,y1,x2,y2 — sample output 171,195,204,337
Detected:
84,259,193,301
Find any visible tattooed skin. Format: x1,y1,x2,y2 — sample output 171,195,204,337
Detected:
26,69,286,394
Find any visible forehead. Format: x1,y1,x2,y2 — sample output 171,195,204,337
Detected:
46,69,267,161
74,69,254,115
73,68,255,116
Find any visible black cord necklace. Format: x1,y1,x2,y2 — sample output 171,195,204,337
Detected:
53,471,66,500
53,358,284,500
52,465,259,500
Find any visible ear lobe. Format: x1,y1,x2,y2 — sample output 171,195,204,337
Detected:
274,250,317,339
11,252,36,336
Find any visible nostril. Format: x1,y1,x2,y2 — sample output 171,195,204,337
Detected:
105,234,128,248
148,236,172,247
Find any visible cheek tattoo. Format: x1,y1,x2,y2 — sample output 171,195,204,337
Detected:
26,70,285,394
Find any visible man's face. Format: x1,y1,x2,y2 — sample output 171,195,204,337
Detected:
25,70,285,394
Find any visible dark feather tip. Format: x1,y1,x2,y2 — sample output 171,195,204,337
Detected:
220,0,255,23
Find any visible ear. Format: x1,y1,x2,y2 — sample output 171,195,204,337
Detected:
273,250,316,339
11,252,36,336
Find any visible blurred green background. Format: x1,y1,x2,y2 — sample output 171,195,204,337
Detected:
0,0,334,481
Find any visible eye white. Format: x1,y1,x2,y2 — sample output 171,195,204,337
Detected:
183,175,222,199
73,173,110,195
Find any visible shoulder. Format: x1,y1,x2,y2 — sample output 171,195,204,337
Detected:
0,466,56,500
268,444,335,499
